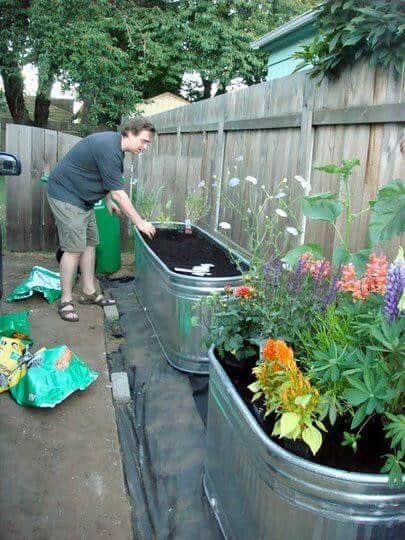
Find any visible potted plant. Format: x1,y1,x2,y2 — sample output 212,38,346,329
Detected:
202,162,405,538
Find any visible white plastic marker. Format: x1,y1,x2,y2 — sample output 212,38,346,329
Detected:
174,265,212,276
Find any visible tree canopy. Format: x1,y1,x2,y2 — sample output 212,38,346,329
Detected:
0,0,315,126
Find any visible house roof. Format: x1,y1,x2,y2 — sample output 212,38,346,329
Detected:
251,9,318,50
144,92,188,104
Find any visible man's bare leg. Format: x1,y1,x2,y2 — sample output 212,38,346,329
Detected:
59,251,81,321
79,245,97,295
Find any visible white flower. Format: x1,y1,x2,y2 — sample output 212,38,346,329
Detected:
245,175,257,185
228,177,240,187
281,178,288,184
233,165,237,170
286,226,298,236
295,174,311,192
219,221,231,230
197,180,205,188
247,208,252,213
212,174,217,179
235,154,244,161
275,208,288,218
261,184,266,190
275,191,286,199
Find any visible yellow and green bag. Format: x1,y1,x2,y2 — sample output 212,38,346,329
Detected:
10,345,98,408
0,336,26,393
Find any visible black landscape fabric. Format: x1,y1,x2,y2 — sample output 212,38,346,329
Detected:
102,278,222,540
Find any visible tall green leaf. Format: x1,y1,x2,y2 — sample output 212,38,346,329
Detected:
301,192,343,223
282,243,324,266
368,179,405,245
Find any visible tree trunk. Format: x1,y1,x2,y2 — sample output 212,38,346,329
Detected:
202,78,212,99
0,65,33,125
34,72,53,127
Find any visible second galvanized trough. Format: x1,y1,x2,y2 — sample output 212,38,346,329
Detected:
203,346,405,540
133,223,247,374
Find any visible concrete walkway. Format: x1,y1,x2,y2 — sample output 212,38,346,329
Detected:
0,253,132,540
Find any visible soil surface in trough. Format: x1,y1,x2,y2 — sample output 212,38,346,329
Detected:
219,351,391,474
142,226,246,278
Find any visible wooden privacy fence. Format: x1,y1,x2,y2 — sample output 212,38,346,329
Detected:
5,124,132,251
137,61,404,259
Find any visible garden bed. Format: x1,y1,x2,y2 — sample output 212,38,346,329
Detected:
141,225,246,277
219,350,391,474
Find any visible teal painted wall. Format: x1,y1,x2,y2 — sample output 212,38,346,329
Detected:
262,23,316,80
266,36,313,79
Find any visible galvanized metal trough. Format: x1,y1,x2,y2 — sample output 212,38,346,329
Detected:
133,223,247,375
203,347,405,540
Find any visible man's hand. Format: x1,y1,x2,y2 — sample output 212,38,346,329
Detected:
137,220,156,239
106,195,122,216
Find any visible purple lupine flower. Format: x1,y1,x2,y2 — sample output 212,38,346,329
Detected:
264,256,284,288
384,249,405,322
287,262,307,293
321,272,341,308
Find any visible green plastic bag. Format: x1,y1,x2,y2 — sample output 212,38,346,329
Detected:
6,266,61,303
10,345,98,407
0,311,31,342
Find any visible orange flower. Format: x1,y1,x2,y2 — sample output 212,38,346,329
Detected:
232,285,255,298
262,338,296,371
281,369,319,411
338,254,387,300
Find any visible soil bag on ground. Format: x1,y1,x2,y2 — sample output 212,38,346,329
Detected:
0,311,32,343
0,336,27,393
6,266,61,303
10,345,98,407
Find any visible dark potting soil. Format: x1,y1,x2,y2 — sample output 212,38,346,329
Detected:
218,350,391,474
142,226,247,278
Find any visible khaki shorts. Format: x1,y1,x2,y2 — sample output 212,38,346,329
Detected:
47,195,99,253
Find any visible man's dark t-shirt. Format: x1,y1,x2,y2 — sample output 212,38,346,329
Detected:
47,131,124,210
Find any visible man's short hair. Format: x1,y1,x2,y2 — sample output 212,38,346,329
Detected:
121,117,156,137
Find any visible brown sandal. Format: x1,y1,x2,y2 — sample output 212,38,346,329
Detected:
58,301,79,322
79,291,117,306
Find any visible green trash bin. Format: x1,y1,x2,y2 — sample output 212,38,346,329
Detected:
94,199,121,274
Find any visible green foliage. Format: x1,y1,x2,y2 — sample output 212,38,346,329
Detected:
201,289,261,361
132,183,164,221
294,1,405,80
281,243,324,266
381,452,405,487
185,184,209,224
384,413,405,455
285,159,404,272
0,0,315,124
368,179,405,246
222,177,303,270
301,192,343,223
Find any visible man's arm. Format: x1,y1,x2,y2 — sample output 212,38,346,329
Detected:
109,189,155,238
105,192,122,216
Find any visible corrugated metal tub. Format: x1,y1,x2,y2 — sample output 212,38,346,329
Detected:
133,224,247,374
203,347,405,539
